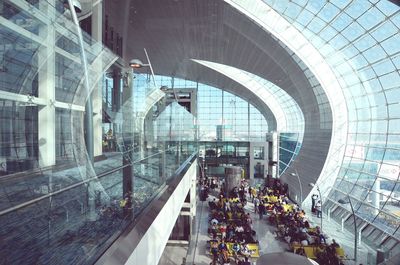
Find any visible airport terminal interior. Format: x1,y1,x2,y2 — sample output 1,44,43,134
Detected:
0,0,400,264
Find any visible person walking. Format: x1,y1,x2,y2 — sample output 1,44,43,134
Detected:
315,200,322,218
258,201,265,220
311,194,318,213
253,196,260,214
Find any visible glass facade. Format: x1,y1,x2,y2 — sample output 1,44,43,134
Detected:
149,74,270,142
1,0,400,262
227,0,400,253
192,60,304,175
197,85,268,141
0,1,196,264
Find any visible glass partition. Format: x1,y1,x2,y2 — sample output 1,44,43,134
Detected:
0,1,196,264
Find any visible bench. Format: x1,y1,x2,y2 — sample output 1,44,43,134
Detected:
207,241,260,258
292,244,346,260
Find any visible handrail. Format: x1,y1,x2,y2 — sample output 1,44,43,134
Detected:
0,147,195,217
325,197,400,242
94,152,197,265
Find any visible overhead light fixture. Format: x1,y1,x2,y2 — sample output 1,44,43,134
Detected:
129,59,149,69
130,48,157,88
160,85,169,91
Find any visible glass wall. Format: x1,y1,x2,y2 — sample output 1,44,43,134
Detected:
0,1,196,264
150,74,303,177
265,0,400,249
191,60,304,176
231,0,400,253
149,74,270,142
197,83,268,142
279,132,302,175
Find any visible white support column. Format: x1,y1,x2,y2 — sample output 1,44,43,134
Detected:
190,160,197,217
272,132,279,178
92,82,103,157
38,0,56,168
358,229,362,246
372,178,380,216
189,162,197,241
327,207,331,221
92,1,103,157
341,218,344,232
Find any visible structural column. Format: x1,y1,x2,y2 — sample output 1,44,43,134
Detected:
372,178,380,215
122,71,134,217
38,0,56,168
91,0,103,157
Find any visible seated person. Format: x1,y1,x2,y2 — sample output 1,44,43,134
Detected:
219,223,227,238
219,240,229,263
240,244,251,257
226,224,235,241
219,239,228,253
235,224,244,235
231,241,241,261
217,197,225,209
210,223,218,238
224,201,231,212
330,239,340,248
208,199,217,210
306,233,315,245
300,239,309,246
245,213,252,225
318,232,327,245
210,217,219,226
300,227,308,234
226,210,233,220
315,246,330,265
238,257,251,265
210,240,219,260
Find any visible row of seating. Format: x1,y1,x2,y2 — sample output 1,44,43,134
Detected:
292,244,345,260
252,183,347,264
208,240,260,258
201,180,260,264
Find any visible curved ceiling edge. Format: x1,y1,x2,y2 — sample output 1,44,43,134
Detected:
192,59,304,134
225,0,349,200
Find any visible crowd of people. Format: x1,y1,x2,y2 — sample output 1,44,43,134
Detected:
201,177,257,265
252,182,345,265
200,176,346,265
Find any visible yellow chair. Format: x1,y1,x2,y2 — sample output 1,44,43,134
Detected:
282,204,293,212
336,247,345,258
308,227,317,234
292,245,317,259
269,196,278,203
246,243,260,258
304,247,317,259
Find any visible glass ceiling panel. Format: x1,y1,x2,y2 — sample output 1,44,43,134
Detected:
226,0,400,243
264,0,400,240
